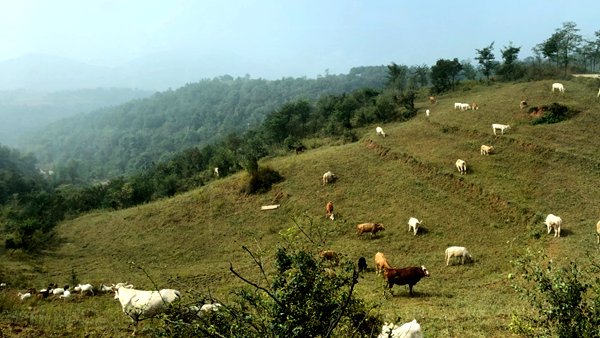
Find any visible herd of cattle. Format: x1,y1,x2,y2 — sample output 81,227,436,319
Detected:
3,82,598,337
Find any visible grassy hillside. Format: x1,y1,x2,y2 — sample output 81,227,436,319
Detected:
2,79,600,337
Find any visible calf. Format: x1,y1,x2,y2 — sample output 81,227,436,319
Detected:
374,252,392,275
384,266,430,296
358,257,368,273
319,250,339,264
445,246,472,266
544,214,562,237
472,103,479,110
429,96,436,104
322,171,335,186
325,202,334,220
552,82,565,93
456,159,467,175
357,223,385,239
408,217,421,236
520,100,528,109
376,126,386,137
480,145,493,155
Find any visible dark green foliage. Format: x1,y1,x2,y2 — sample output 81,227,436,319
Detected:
430,58,463,93
510,250,600,338
529,103,576,125
475,42,497,80
241,166,284,195
160,245,381,338
497,42,526,81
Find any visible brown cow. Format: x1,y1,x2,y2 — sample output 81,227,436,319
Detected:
323,268,336,278
384,266,430,296
295,145,305,155
429,96,436,104
374,252,392,275
325,202,334,220
357,257,368,273
520,100,528,109
472,103,479,110
357,223,385,239
319,250,339,264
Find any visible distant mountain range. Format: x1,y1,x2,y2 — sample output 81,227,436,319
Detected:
0,53,293,92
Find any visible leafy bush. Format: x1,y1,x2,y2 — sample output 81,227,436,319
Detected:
529,103,576,125
241,166,284,195
510,249,600,337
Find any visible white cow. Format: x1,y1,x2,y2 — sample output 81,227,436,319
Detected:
376,126,387,137
492,124,511,135
454,102,462,110
378,320,423,338
596,221,600,244
552,83,565,93
408,217,421,236
214,167,219,177
322,171,335,186
445,246,472,266
460,103,471,111
544,214,562,237
111,284,181,335
480,145,493,155
76,283,94,296
597,88,600,98
426,109,430,117
456,159,467,174
18,292,32,300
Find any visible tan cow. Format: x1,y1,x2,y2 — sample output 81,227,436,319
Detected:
357,222,385,239
472,103,479,110
520,100,528,109
429,96,436,104
325,202,334,220
596,221,600,244
374,252,392,275
319,250,339,264
480,145,493,155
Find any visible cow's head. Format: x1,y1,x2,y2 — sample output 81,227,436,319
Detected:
421,266,430,277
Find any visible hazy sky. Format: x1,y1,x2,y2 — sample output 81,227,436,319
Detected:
2,0,599,79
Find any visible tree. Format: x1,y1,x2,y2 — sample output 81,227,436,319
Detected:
409,64,430,88
475,42,496,80
460,59,477,80
386,62,409,91
542,32,562,67
430,58,463,93
497,42,525,81
510,249,600,338
556,21,582,75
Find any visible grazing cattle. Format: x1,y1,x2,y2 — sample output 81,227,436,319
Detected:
597,221,600,244
322,171,335,186
358,257,368,273
295,145,305,155
323,268,336,278
214,167,219,177
429,96,436,104
480,145,493,155
48,170,54,175
51,285,69,296
454,102,462,110
492,124,511,135
378,320,423,338
597,88,600,98
77,283,94,296
374,252,392,275
18,292,32,300
456,159,467,175
426,109,430,117
445,246,472,266
460,103,471,111
319,250,339,264
376,126,386,137
111,283,181,335
357,223,385,239
37,289,50,299
60,290,72,299
552,82,565,93
408,217,421,236
325,202,334,220
384,266,430,296
544,214,562,237
520,100,528,109
472,103,479,110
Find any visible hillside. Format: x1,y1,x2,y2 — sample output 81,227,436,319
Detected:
2,79,600,337
17,67,387,178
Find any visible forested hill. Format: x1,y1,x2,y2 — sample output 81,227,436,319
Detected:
17,66,387,179
0,88,154,145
